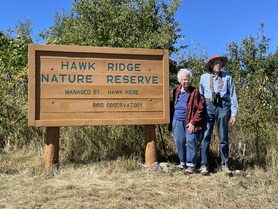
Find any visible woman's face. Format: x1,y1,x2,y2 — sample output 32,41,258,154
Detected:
179,73,191,89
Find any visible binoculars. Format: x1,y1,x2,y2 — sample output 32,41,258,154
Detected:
212,92,220,104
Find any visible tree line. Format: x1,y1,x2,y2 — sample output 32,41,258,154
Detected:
0,0,277,171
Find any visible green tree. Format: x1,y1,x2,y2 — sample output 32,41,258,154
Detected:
41,0,181,51
0,21,43,149
39,0,182,162
226,23,278,169
177,43,207,87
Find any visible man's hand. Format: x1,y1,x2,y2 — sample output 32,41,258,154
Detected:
229,116,237,125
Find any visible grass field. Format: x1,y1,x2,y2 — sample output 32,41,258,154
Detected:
0,149,277,209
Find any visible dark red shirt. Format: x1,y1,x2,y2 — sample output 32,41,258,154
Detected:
172,85,204,132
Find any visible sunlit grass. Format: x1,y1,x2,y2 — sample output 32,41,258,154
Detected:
0,149,278,209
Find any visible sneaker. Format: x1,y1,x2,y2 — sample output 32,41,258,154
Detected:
200,167,209,176
175,164,186,170
184,167,196,175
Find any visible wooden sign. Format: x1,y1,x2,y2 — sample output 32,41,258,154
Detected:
28,44,169,127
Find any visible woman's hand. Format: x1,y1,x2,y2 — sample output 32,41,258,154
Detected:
186,123,195,134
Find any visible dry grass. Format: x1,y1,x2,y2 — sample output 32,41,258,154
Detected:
0,149,278,209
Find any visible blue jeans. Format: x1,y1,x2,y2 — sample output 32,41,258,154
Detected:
172,119,200,167
201,101,231,168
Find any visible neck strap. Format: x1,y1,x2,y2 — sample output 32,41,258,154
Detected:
210,71,223,92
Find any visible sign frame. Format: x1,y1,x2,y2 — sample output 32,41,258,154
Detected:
28,44,169,127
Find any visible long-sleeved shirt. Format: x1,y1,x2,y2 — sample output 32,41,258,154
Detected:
199,71,238,117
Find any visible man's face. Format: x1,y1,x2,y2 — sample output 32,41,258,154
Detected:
211,60,223,74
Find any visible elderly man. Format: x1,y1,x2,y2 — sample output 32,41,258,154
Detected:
199,55,238,175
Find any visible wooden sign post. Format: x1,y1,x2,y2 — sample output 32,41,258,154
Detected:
144,125,158,165
45,127,59,168
28,44,169,167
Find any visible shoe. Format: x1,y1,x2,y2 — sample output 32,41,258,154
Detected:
200,167,209,176
221,166,233,176
184,167,196,175
175,164,186,170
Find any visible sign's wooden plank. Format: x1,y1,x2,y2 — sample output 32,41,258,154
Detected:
39,85,163,98
39,98,163,113
39,56,163,74
37,73,163,86
40,112,163,120
33,118,168,127
32,44,165,55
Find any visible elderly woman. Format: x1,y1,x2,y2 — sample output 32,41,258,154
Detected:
171,69,203,174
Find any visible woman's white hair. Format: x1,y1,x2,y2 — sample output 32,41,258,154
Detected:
177,68,192,82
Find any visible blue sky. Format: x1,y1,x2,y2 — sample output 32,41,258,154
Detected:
1,0,277,57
